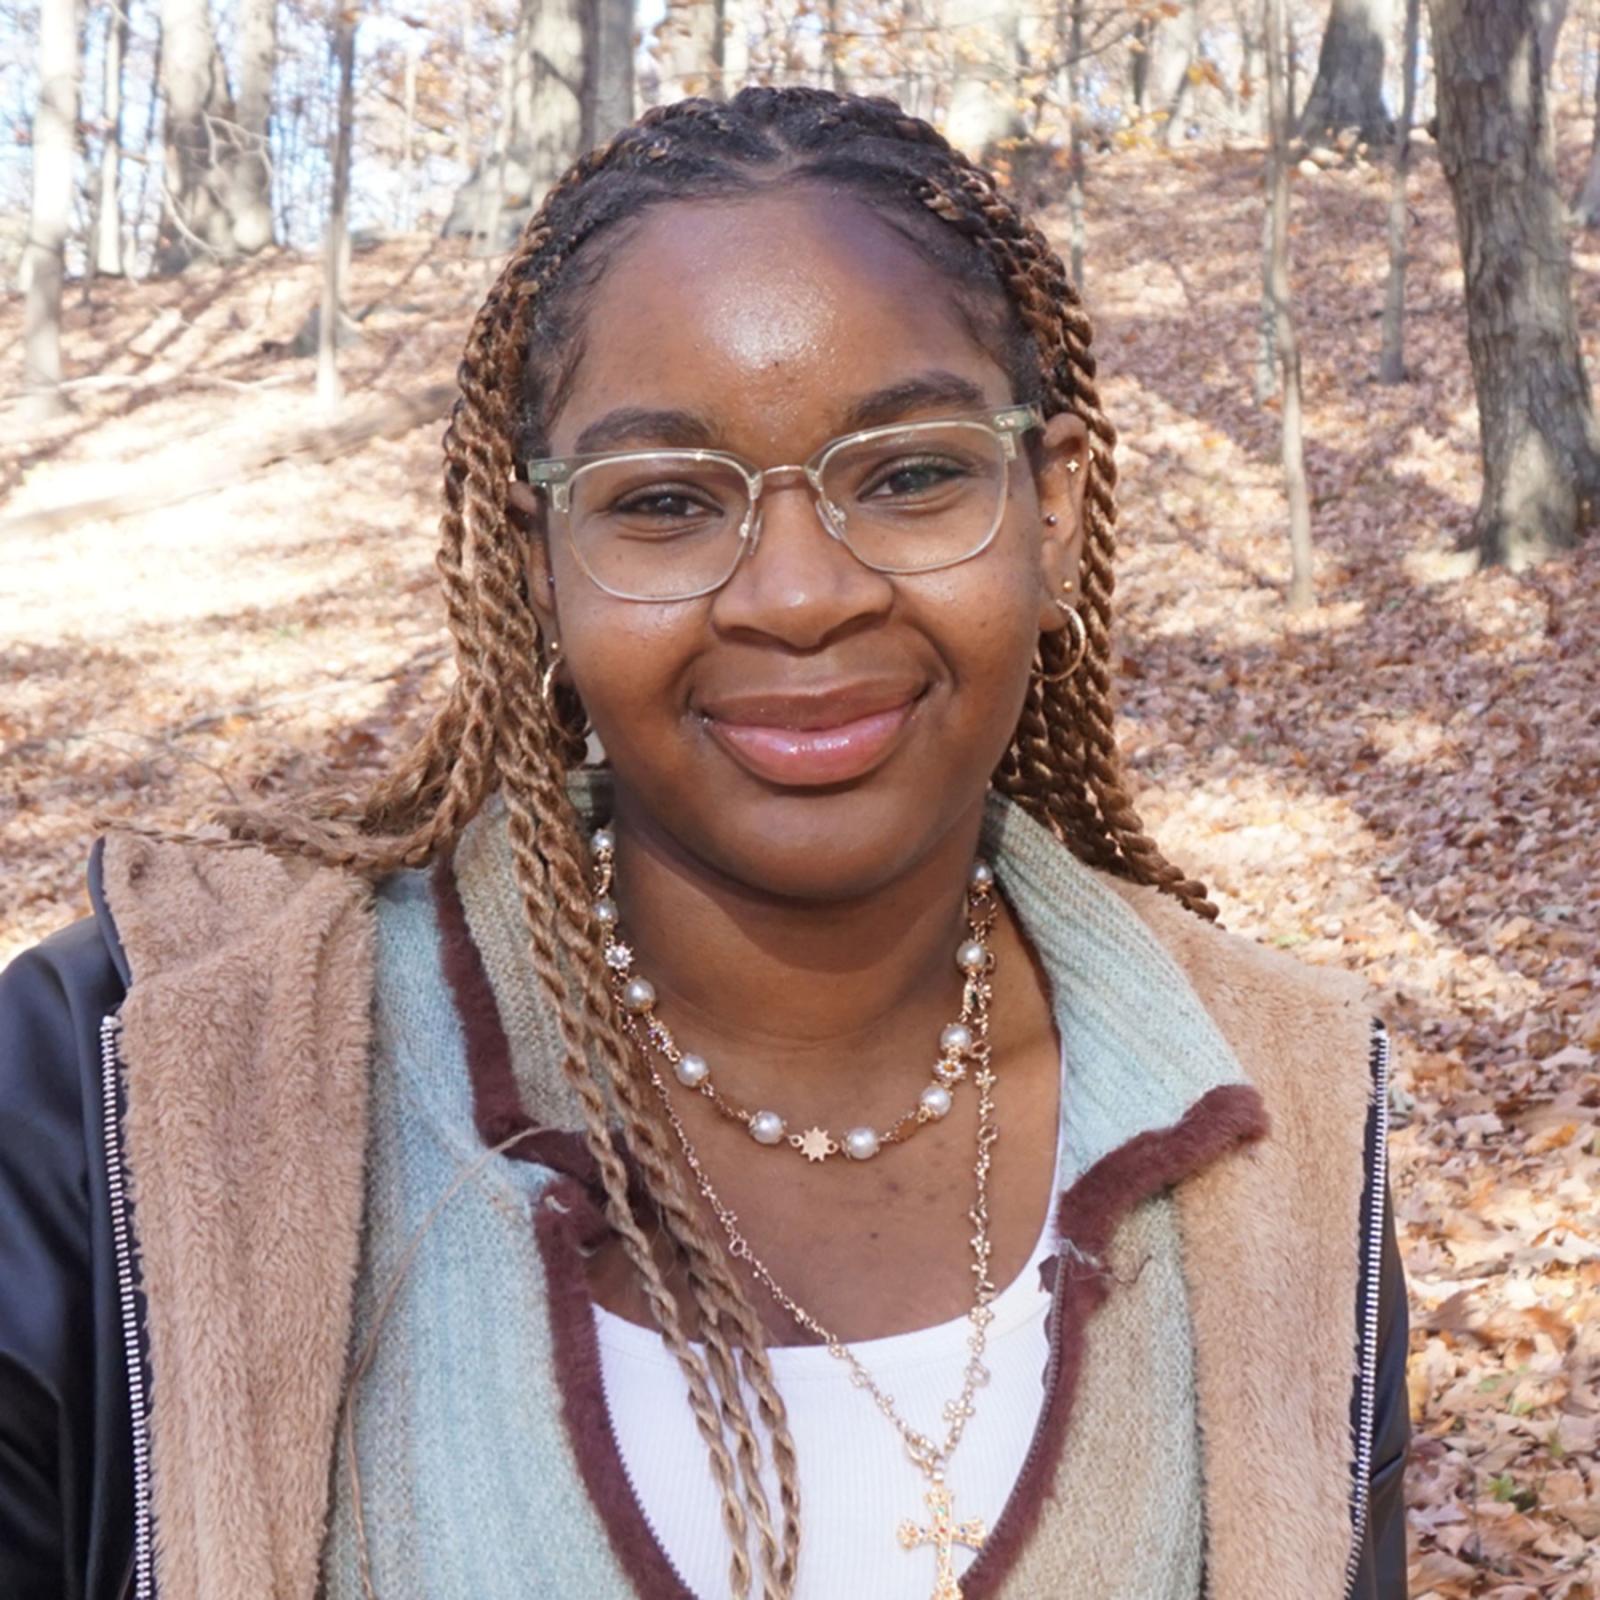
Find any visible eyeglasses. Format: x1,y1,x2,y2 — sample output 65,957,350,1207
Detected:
522,403,1043,602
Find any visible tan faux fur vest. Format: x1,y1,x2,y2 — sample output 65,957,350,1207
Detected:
100,802,1377,1600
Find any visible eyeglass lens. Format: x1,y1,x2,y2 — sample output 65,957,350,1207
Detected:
562,421,1012,600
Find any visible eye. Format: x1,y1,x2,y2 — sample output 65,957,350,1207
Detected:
861,454,974,500
610,485,719,520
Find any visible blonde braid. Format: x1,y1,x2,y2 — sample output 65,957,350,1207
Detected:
474,484,797,1600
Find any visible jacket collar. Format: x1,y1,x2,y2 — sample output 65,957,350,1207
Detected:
448,771,1260,1180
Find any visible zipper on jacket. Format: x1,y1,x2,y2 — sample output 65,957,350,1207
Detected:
100,1010,156,1600
1340,1018,1393,1600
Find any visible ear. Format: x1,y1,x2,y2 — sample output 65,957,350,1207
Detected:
508,479,559,643
1033,409,1090,634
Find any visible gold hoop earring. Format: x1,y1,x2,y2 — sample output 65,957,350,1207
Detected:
1032,599,1088,685
539,642,592,745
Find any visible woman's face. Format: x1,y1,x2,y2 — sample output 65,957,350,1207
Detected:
515,186,1088,901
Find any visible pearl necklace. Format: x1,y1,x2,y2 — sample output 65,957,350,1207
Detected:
639,1040,1001,1600
588,826,999,1162
595,831,1003,1600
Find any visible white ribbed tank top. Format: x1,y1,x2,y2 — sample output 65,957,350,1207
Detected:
593,1042,1066,1600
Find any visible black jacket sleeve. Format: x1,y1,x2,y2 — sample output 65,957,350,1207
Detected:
1346,1014,1411,1599
0,914,134,1600
1352,1167,1411,1597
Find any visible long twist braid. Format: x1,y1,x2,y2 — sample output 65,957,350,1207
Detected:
469,478,797,1595
149,84,1224,1598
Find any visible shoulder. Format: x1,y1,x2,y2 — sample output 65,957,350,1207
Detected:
0,915,123,1178
97,829,372,986
1092,868,1380,1148
1098,871,1374,1023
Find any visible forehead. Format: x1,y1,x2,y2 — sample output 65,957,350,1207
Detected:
545,187,1011,459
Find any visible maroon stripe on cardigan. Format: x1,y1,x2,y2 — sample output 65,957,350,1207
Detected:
960,1080,1271,1597
430,852,601,1188
437,845,1271,1589
535,1180,699,1600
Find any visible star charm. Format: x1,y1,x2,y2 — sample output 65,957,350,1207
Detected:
796,1126,838,1163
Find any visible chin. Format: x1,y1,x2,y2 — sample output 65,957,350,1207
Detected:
670,778,989,905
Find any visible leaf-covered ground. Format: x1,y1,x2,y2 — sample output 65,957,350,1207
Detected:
4,129,1599,1595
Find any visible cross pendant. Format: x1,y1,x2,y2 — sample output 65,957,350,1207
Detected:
896,1481,988,1600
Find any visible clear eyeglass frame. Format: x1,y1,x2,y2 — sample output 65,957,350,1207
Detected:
521,402,1044,602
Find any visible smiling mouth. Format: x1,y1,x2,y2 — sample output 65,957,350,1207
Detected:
697,684,927,787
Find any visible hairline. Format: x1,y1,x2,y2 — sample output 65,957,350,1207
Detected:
520,171,1044,469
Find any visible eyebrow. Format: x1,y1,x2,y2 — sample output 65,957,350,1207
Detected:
567,370,993,458
572,407,719,456
840,371,991,432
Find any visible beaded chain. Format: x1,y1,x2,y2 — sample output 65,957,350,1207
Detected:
589,825,999,1164
590,824,1003,1599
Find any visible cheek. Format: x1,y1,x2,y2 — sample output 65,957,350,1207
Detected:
910,528,1045,686
555,590,705,739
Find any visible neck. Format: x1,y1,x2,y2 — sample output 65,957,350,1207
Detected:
601,795,988,1095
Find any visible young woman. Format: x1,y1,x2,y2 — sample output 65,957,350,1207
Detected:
0,86,1409,1600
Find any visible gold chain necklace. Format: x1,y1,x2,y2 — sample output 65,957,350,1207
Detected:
593,827,1001,1600
589,825,997,1163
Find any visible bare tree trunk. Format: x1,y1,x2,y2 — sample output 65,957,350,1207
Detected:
1229,0,1267,139
155,0,237,269
824,0,846,91
317,4,356,415
1537,0,1569,76
1429,0,1600,565
1254,195,1276,400
131,14,162,275
478,53,515,261
446,0,585,242
1133,4,1198,137
1582,7,1592,115
902,0,925,116
1379,0,1422,382
944,0,1026,157
1286,8,1300,124
92,0,129,276
226,0,277,253
1577,43,1600,225
23,0,81,419
1159,0,1200,147
400,30,418,229
585,0,635,145
1066,0,1086,289
1265,0,1315,609
521,0,585,192
1298,0,1394,144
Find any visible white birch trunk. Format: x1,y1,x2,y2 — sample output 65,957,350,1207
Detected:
227,0,276,253
23,0,81,419
317,4,356,414
1265,0,1315,608
92,0,128,276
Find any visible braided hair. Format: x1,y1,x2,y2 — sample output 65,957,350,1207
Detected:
186,85,1219,1599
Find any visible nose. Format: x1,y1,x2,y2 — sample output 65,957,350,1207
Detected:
709,471,895,650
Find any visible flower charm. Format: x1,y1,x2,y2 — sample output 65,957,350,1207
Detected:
795,1126,839,1163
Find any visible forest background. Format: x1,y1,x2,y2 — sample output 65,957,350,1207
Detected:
5,0,1600,1594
